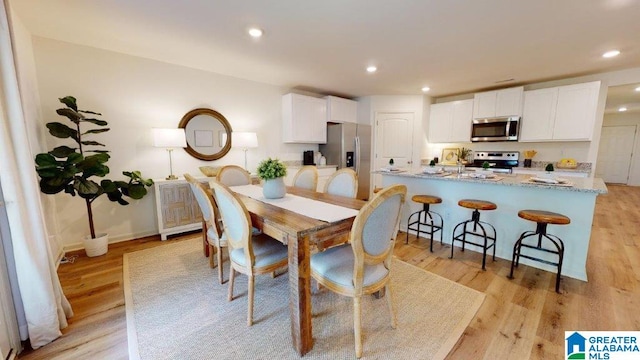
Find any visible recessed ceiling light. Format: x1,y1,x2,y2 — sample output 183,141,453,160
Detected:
618,107,628,112
366,66,377,73
421,86,431,92
602,50,620,58
635,86,640,92
248,28,263,38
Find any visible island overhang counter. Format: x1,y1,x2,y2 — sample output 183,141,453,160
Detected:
377,171,608,281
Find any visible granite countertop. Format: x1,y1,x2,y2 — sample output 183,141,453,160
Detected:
512,166,591,173
374,169,607,194
287,164,338,169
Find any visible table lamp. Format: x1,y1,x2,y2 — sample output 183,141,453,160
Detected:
153,128,187,180
232,131,258,171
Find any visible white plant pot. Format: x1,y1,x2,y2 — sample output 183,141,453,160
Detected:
263,177,286,199
83,233,109,257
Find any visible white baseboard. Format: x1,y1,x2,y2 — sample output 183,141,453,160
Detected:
63,230,159,253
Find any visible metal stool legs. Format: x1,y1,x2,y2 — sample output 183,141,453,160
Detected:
406,203,443,252
450,209,497,270
509,222,565,293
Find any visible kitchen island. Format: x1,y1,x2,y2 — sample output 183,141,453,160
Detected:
378,170,607,281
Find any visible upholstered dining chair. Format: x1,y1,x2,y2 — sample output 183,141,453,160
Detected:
292,165,318,191
310,184,406,358
217,165,251,186
210,180,289,326
184,173,227,284
324,168,358,198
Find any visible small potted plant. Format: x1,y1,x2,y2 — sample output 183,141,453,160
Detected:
476,161,493,173
459,148,472,164
389,158,395,167
257,157,287,199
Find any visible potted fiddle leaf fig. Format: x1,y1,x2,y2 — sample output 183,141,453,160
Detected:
257,157,287,199
34,96,154,257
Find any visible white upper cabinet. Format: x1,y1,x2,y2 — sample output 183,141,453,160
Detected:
520,88,558,141
520,81,600,142
325,96,357,123
282,93,327,143
473,86,524,119
429,99,473,143
553,82,600,141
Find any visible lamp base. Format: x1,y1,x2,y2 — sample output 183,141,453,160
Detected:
166,174,178,180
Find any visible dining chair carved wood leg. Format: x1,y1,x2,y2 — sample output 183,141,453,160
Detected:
202,220,209,256
228,268,235,301
354,296,363,358
248,275,255,326
208,244,216,269
385,284,397,328
217,247,224,284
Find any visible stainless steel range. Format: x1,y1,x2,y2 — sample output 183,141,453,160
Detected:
467,151,520,173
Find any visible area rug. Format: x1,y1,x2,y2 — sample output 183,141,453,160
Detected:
124,238,484,360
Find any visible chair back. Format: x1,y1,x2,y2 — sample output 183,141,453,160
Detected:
350,184,406,284
324,168,358,198
210,180,254,264
185,174,224,239
292,166,318,191
217,165,251,186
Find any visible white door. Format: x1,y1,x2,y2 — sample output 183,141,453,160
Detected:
0,234,12,360
374,112,414,187
596,125,637,184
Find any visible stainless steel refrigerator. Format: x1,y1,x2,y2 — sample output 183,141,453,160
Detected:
320,123,371,200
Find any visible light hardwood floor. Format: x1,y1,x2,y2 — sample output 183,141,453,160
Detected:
18,184,640,359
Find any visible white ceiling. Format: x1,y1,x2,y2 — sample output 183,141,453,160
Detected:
10,0,640,101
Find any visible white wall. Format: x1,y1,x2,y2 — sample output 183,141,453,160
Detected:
602,112,640,186
32,37,314,249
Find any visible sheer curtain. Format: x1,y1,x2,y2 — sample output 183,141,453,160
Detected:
0,0,73,349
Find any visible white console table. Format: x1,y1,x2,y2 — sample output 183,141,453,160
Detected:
154,177,214,240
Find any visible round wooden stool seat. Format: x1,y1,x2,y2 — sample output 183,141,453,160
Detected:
458,199,497,211
518,210,570,225
411,195,442,205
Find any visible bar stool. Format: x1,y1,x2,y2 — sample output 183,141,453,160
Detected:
451,199,497,270
406,195,443,252
509,209,570,293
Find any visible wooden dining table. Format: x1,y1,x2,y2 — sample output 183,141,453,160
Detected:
231,186,366,356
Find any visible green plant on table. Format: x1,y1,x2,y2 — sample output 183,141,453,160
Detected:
389,158,394,166
482,161,491,170
429,160,436,167
34,96,154,239
459,147,472,162
257,157,287,180
545,163,555,172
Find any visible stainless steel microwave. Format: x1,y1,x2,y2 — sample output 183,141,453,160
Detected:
471,116,519,142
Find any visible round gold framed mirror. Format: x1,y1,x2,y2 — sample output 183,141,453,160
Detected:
178,108,232,161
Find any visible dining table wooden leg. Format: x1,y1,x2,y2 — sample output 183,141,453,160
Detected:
288,233,313,356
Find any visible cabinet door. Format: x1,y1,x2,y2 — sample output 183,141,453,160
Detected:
326,96,357,123
473,91,497,119
520,88,558,141
495,87,524,117
283,94,327,143
159,183,197,228
428,103,453,143
552,81,600,141
449,99,473,142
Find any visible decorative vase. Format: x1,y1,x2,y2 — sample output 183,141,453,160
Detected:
83,233,109,257
263,177,286,199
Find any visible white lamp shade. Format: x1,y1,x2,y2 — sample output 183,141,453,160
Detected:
232,132,258,149
153,128,187,148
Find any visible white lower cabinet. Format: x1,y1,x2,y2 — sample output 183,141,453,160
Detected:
154,178,213,240
520,81,600,142
285,166,337,192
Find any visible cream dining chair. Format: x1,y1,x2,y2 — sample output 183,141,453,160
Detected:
210,180,289,326
310,184,406,358
324,168,358,198
292,165,318,191
184,173,227,284
217,165,251,186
